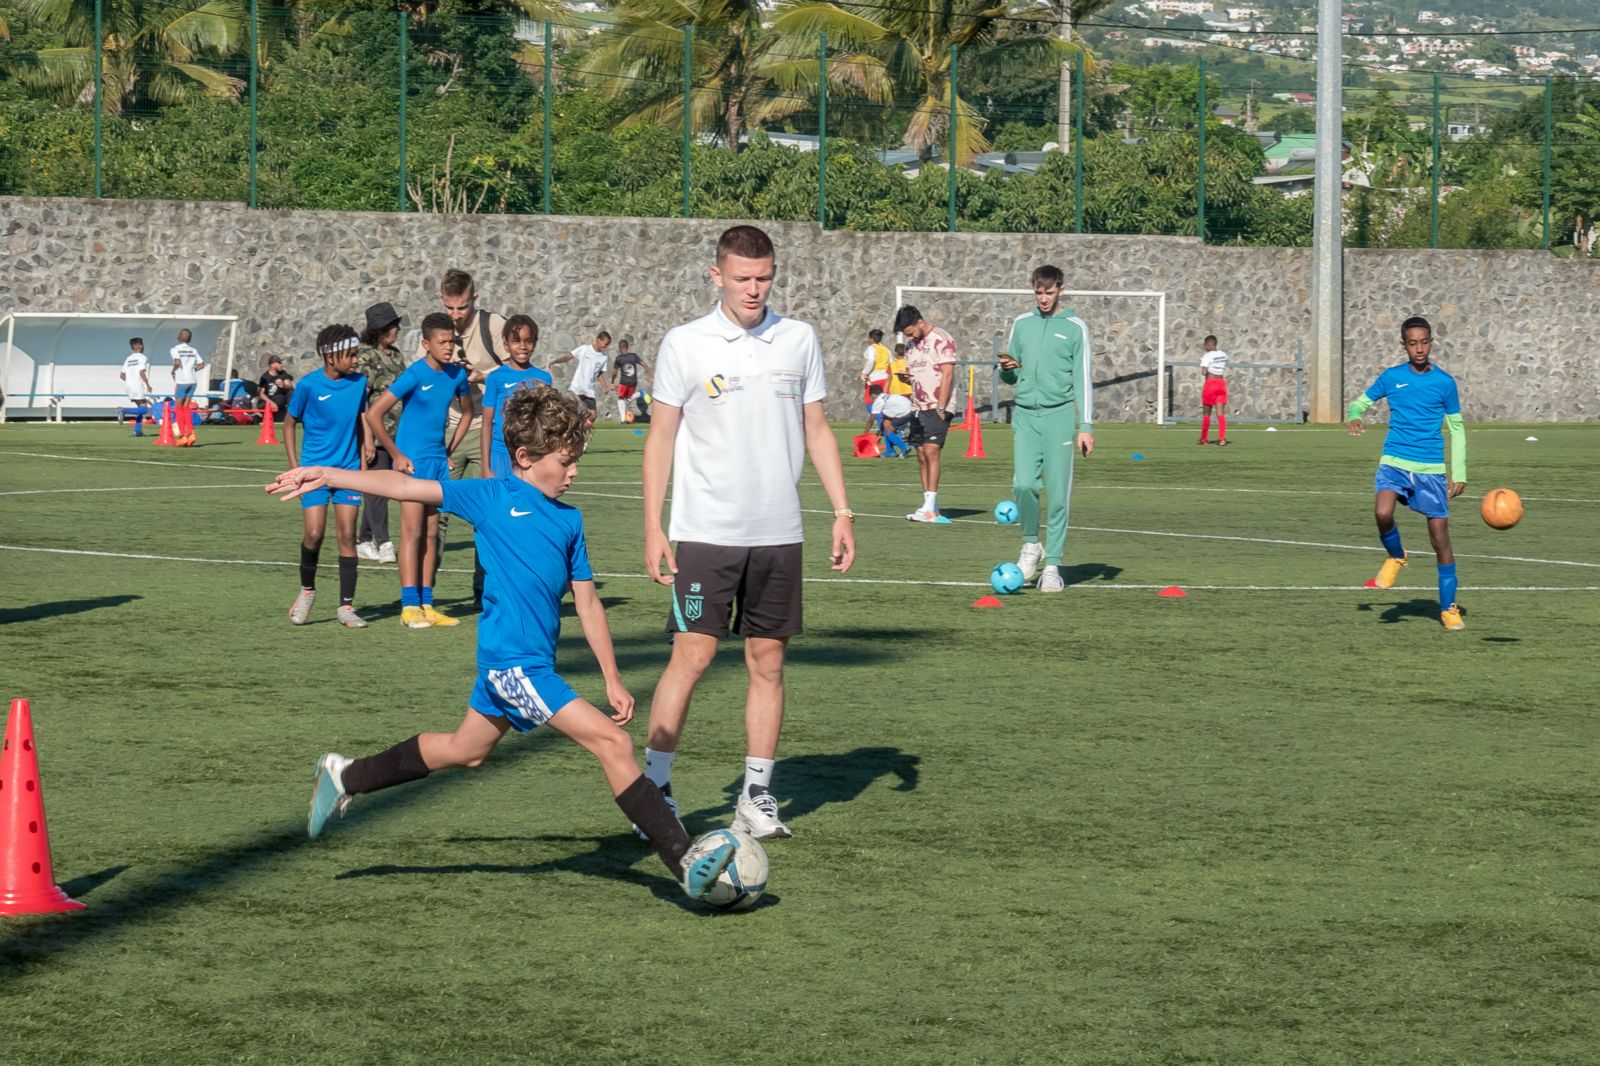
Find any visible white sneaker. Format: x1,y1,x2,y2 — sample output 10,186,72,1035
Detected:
336,604,369,628
907,508,941,523
732,788,792,840
632,791,683,842
355,541,379,561
1017,542,1045,583
1038,565,1065,593
288,588,315,625
376,542,396,564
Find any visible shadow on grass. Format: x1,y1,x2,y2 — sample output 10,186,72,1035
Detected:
0,594,141,625
1482,636,1521,644
694,746,921,830
1370,599,1457,624
1062,562,1123,586
59,865,130,900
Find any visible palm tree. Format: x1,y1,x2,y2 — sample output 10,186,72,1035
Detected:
578,0,890,151
11,0,245,115
772,0,1070,162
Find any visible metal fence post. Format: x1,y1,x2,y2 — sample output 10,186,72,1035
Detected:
1542,78,1553,250
248,0,258,208
1196,56,1206,240
818,32,827,228
682,23,693,219
1073,55,1084,233
92,0,103,197
1429,74,1440,248
543,19,553,214
398,12,408,212
947,45,958,233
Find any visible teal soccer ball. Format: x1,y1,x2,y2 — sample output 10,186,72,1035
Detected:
990,562,1025,594
684,828,768,911
993,500,1019,524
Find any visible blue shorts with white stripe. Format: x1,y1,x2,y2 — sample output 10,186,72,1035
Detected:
470,665,579,733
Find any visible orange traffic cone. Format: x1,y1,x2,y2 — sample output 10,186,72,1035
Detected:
154,401,176,446
956,393,977,431
256,405,279,446
852,433,882,459
962,415,988,459
0,699,84,915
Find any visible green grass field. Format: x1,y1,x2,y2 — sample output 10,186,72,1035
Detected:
2,420,1596,1064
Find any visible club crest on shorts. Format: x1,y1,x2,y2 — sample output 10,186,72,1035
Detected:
684,595,704,621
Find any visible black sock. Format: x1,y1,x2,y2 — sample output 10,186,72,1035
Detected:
341,735,430,796
339,555,358,606
299,543,319,589
615,775,691,875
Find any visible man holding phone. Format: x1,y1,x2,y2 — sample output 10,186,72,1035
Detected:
998,264,1095,594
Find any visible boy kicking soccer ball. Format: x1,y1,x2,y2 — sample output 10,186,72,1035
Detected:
1346,316,1467,631
267,385,735,901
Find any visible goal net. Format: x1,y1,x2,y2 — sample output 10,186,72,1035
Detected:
1,313,240,422
892,286,1167,422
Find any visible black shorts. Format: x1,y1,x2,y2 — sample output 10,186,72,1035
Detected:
905,410,951,449
578,394,597,411
668,542,804,640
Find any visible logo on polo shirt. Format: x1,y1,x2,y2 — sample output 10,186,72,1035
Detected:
703,373,744,404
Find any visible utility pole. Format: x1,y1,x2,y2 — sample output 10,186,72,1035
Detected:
1310,0,1343,423
1056,4,1073,151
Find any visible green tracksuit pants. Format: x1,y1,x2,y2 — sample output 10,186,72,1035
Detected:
1012,403,1078,566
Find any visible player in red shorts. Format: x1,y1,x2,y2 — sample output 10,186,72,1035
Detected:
610,337,651,422
1198,334,1230,446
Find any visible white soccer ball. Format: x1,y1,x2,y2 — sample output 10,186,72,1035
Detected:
685,827,768,911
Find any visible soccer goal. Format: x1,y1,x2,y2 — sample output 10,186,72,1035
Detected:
893,285,1167,422
1,313,240,422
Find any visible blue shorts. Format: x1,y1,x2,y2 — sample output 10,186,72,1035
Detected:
411,456,452,483
1375,463,1449,519
300,487,362,509
174,383,198,402
470,666,579,733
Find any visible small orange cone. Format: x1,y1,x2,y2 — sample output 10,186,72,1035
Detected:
0,699,84,915
852,433,881,459
153,401,176,446
1363,578,1378,589
256,405,279,446
971,595,1004,608
1158,586,1187,598
962,416,988,459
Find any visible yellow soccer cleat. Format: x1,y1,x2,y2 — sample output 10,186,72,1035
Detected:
423,604,460,627
400,605,431,630
1441,604,1465,631
1373,553,1408,589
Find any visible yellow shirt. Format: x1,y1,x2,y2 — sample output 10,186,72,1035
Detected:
888,355,912,396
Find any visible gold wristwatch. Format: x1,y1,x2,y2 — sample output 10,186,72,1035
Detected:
834,508,856,521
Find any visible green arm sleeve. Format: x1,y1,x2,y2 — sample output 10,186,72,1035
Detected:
1445,413,1466,482
1345,394,1374,421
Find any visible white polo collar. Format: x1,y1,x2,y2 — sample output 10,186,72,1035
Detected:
709,303,782,344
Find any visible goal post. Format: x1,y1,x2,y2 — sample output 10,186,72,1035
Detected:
893,286,1167,423
1,313,240,422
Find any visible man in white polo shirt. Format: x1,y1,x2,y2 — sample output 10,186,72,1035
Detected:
641,224,856,840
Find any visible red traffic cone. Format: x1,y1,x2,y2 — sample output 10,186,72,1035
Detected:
962,416,988,459
852,433,881,459
175,404,196,446
153,401,176,446
256,405,279,446
0,699,84,915
956,393,977,431
971,595,1004,608
1158,586,1187,598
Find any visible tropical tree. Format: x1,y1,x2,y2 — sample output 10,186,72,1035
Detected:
10,0,245,115
577,0,890,152
1042,0,1115,150
772,0,1070,162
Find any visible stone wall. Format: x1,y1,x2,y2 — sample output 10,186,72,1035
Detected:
4,196,1597,422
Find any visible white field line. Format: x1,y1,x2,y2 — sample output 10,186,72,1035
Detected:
0,483,261,497
0,543,1593,593
0,450,280,474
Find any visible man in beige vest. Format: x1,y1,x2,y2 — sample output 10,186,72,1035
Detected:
418,268,507,606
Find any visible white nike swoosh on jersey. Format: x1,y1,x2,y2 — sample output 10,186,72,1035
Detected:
509,508,533,517
1395,383,1408,389
420,384,435,391
317,394,332,401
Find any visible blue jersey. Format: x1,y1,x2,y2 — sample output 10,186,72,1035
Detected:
287,368,367,470
389,359,469,462
483,365,554,478
1360,362,1461,466
438,476,593,670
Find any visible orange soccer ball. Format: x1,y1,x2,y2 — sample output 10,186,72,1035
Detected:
1480,488,1525,531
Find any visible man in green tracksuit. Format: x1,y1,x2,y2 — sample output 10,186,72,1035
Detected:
998,264,1094,593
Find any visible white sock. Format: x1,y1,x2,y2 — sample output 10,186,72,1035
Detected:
644,747,675,790
923,490,938,512
616,398,626,420
743,756,774,797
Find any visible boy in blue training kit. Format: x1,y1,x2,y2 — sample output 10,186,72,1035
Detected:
480,314,554,479
268,385,736,902
282,324,370,628
366,312,472,629
1346,315,1468,631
